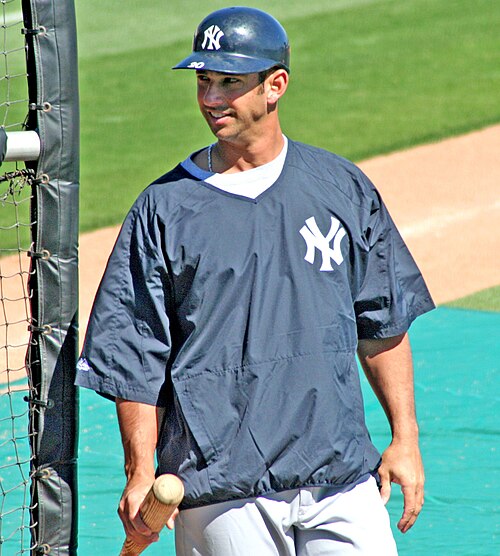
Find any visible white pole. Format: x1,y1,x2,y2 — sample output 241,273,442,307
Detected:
4,131,41,161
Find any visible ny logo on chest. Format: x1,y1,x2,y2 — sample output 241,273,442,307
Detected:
299,216,347,271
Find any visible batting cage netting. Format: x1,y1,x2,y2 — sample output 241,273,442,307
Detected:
0,1,79,554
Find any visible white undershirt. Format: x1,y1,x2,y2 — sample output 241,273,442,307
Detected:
181,136,288,199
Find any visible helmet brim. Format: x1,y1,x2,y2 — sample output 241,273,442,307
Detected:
172,52,289,74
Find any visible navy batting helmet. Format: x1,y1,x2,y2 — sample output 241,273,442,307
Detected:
173,7,290,74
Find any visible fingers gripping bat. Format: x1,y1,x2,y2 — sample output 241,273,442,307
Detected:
120,474,184,556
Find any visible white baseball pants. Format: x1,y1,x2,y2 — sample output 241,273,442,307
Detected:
175,476,398,555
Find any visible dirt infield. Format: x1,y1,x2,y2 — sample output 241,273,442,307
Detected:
1,125,499,379
358,124,499,304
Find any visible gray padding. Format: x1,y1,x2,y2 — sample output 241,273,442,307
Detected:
25,0,80,553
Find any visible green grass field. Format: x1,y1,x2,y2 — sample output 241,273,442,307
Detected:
444,285,500,312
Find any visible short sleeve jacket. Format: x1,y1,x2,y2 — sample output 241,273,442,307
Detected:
76,140,435,509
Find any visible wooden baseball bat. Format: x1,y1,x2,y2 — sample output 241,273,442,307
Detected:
120,474,184,556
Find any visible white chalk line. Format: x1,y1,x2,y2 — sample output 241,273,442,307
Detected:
400,200,500,239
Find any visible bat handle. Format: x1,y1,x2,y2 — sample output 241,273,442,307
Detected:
119,474,184,556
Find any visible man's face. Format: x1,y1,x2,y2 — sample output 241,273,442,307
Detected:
196,70,269,143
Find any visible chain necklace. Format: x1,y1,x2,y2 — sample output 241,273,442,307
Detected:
207,144,213,172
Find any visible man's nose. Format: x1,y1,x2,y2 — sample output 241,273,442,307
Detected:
203,83,224,106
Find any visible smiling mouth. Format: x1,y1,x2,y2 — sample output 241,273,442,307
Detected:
207,110,231,120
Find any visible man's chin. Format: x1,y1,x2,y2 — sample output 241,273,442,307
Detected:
210,128,237,143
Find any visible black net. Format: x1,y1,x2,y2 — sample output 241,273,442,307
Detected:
0,168,37,554
0,1,36,553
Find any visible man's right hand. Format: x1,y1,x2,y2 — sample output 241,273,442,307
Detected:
118,474,159,546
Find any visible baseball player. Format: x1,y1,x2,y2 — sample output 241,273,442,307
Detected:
76,7,435,555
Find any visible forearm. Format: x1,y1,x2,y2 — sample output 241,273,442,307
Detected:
115,398,161,543
116,398,159,480
357,332,424,532
357,333,419,441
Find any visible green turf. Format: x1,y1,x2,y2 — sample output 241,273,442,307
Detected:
76,0,499,231
443,285,500,312
73,307,500,554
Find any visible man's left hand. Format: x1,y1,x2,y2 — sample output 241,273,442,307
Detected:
378,439,425,533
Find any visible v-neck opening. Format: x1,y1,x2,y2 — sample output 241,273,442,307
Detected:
198,141,293,204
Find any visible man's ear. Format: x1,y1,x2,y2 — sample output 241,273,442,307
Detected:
267,69,289,105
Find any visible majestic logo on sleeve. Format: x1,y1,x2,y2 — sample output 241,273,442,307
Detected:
300,216,347,271
202,25,225,50
76,357,91,373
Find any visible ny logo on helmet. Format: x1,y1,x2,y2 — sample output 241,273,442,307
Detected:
202,25,225,50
